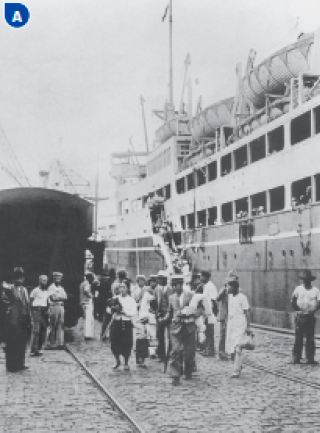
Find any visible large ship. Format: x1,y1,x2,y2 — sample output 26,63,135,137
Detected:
106,3,320,331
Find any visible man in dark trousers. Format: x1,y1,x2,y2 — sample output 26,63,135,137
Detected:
160,275,197,386
100,269,116,340
97,270,112,322
291,269,320,364
155,271,173,363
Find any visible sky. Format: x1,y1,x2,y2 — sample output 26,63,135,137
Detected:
0,0,320,226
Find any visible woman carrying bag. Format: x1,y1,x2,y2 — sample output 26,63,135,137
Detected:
225,271,251,378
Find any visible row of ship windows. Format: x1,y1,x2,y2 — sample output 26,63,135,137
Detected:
120,184,171,214
176,106,320,194
180,174,320,229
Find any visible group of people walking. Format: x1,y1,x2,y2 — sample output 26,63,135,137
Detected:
1,263,319,381
83,266,320,386
83,267,252,385
0,267,67,372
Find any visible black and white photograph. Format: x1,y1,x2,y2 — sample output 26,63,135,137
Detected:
1,0,320,431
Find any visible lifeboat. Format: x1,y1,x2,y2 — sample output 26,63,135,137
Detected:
242,34,314,108
155,116,190,144
190,97,234,141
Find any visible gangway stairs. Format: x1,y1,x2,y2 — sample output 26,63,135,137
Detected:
152,233,175,275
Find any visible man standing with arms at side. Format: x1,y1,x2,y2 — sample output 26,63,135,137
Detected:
200,270,218,357
46,272,67,350
216,270,238,360
30,275,49,356
292,269,320,364
2,267,32,372
160,275,196,386
155,270,172,363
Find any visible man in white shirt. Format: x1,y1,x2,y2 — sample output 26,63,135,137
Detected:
45,272,67,350
30,275,49,356
291,269,320,364
200,270,218,356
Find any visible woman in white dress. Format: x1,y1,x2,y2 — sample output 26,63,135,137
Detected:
81,273,95,340
225,272,250,378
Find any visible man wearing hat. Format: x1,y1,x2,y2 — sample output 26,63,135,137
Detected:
200,270,218,356
100,269,116,340
160,275,197,385
146,275,158,358
291,269,320,364
155,271,173,363
111,269,127,296
2,268,32,372
46,272,67,349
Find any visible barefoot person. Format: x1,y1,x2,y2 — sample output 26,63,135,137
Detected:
110,280,137,371
225,271,250,378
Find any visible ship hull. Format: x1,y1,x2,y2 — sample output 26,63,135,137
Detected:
106,204,320,332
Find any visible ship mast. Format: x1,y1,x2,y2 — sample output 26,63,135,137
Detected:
169,0,174,106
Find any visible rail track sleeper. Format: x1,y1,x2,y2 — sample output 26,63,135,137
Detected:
65,344,146,433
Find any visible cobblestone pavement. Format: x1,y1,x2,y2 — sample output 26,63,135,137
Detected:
0,344,133,432
244,328,320,384
68,320,320,433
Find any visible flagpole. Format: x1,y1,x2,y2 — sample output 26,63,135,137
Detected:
169,0,173,106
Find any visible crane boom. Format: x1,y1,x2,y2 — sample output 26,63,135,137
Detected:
0,126,30,187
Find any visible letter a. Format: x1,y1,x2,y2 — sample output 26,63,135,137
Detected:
12,11,22,22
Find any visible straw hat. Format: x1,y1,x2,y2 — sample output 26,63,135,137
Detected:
299,269,316,281
226,270,239,283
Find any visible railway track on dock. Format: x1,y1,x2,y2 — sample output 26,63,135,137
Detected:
243,359,320,391
244,325,320,390
65,344,146,433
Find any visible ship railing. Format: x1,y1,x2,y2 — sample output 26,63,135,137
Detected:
179,73,320,174
238,218,254,244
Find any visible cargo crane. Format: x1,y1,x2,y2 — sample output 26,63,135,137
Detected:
0,126,30,187
39,158,91,198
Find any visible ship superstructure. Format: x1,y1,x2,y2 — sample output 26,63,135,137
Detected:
106,13,320,330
